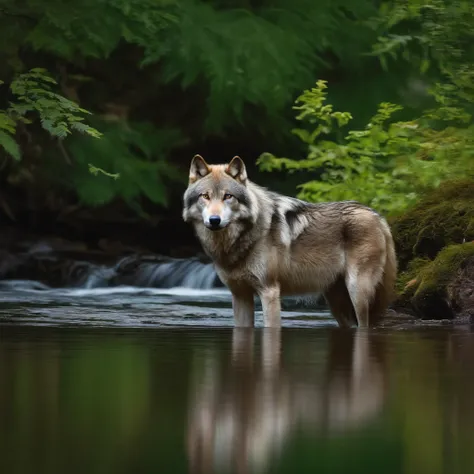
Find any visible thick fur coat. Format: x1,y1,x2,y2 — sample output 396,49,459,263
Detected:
182,155,398,328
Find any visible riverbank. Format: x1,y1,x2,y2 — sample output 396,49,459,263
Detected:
391,179,474,323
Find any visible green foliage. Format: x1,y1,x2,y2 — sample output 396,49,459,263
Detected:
88,165,120,180
0,68,101,160
142,0,376,129
9,68,102,139
60,120,186,211
0,67,188,213
369,0,474,76
0,0,395,216
1,0,380,132
148,0,379,130
258,1,474,215
259,1,474,213
4,0,469,217
1,0,177,60
0,129,20,160
257,81,429,213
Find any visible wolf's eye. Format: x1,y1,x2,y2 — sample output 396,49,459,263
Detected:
223,193,233,200
201,193,210,200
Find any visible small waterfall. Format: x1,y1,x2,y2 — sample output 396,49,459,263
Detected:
76,256,222,290
0,243,223,290
131,259,218,289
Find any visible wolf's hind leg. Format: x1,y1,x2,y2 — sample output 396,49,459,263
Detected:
259,286,281,328
345,252,384,328
323,275,357,328
232,291,255,327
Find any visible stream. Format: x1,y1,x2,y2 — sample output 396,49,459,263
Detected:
1,255,473,474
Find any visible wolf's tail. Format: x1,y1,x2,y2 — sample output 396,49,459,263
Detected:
369,218,398,325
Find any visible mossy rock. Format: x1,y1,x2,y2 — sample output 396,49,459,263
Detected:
394,256,431,310
395,242,474,320
390,179,474,272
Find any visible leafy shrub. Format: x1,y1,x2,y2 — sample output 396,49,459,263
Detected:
258,79,474,215
258,0,474,216
63,120,185,212
0,68,185,214
0,68,100,160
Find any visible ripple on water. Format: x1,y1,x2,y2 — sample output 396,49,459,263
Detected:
0,280,335,329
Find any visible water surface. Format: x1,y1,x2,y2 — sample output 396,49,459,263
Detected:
1,284,473,474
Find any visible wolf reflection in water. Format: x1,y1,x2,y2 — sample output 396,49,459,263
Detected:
186,329,387,474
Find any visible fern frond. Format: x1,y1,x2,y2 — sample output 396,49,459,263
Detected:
8,69,102,139
23,0,176,59
0,111,17,134
142,0,377,131
0,130,21,160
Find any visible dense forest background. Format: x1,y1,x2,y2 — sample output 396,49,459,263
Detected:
0,0,472,254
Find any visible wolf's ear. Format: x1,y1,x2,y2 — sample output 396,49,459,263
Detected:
189,154,210,183
226,156,247,183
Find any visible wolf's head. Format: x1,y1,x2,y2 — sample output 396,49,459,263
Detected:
182,155,253,231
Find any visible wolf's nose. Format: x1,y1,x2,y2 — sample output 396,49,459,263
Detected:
209,215,221,228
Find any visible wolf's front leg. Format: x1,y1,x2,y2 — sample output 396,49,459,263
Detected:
259,286,281,328
232,292,255,327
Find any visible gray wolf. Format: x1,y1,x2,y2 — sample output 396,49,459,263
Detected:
182,154,397,328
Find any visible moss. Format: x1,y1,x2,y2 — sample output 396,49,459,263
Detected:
395,257,432,309
390,179,474,272
405,242,474,319
396,257,431,294
415,243,474,294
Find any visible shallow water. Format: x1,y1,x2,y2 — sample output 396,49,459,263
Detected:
0,281,332,328
1,283,474,474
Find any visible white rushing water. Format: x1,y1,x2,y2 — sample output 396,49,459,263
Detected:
73,256,220,290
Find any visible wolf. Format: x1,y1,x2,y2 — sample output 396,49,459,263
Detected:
182,154,397,328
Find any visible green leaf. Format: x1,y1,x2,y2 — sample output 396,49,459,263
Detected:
0,111,17,134
88,164,120,179
0,130,21,160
